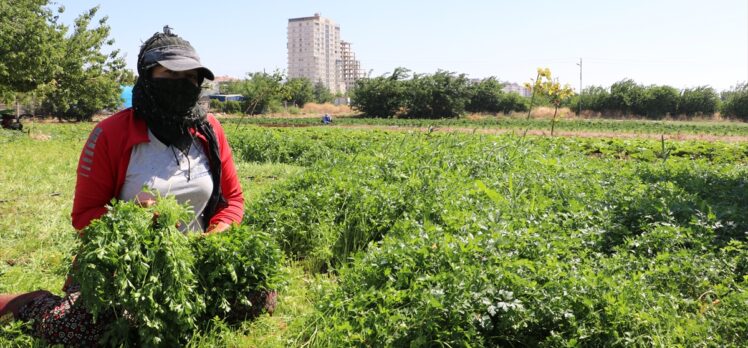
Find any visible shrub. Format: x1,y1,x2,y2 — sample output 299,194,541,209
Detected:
467,77,505,113
721,83,748,120
192,225,285,323
642,85,680,119
405,70,470,118
498,92,529,113
579,85,611,113
350,68,410,117
679,86,719,116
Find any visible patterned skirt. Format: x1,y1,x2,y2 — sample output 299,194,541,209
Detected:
17,285,110,347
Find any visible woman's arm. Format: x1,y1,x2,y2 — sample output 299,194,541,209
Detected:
71,126,116,231
206,116,245,230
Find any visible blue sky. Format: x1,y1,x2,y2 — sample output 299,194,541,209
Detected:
57,0,746,91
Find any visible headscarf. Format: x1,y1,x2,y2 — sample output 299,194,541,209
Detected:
132,29,225,228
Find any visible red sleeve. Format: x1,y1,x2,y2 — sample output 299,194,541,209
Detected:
71,126,116,231
208,117,245,225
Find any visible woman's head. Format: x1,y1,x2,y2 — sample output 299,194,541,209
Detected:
136,30,214,84
132,28,212,140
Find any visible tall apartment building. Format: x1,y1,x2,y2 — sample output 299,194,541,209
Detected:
339,41,362,91
287,13,361,94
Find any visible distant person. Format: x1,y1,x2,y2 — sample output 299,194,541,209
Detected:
0,27,261,345
322,113,332,125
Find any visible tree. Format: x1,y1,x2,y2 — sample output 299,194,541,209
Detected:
609,79,646,116
582,86,610,113
642,85,679,119
0,0,65,97
284,77,314,107
229,71,284,115
406,70,470,118
349,67,410,117
498,92,529,114
467,77,505,113
721,83,748,120
679,86,718,116
313,81,333,104
39,6,128,121
524,68,573,135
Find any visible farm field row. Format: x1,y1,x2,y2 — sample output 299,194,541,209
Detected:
220,115,748,137
3,121,748,346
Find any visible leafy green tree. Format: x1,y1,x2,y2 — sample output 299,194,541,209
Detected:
721,83,748,120
524,68,573,135
640,85,679,119
39,6,127,121
679,86,718,116
284,77,314,107
609,79,646,116
349,67,410,117
578,86,611,113
466,77,506,113
0,0,65,97
228,70,284,114
406,70,470,118
498,92,529,114
313,81,333,104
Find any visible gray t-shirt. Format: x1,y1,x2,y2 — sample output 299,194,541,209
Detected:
119,130,213,232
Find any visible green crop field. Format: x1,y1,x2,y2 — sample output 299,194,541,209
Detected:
221,115,748,138
3,119,748,346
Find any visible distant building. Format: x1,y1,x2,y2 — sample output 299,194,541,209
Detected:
469,79,532,98
339,41,362,91
203,75,239,95
287,13,362,94
502,82,532,98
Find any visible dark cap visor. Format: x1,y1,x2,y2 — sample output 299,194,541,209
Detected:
142,45,215,80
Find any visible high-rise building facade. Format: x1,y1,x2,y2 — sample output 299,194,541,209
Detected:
339,41,362,91
287,13,361,94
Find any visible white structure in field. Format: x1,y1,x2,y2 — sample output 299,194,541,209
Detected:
502,82,532,98
287,13,362,94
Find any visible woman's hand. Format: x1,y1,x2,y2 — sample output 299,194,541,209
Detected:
135,191,156,207
205,222,230,235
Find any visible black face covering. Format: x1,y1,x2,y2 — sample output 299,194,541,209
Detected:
150,78,202,115
132,76,206,151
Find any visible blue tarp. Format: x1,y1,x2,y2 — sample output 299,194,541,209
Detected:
121,85,133,108
209,94,245,102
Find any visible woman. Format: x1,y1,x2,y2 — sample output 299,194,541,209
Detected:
0,28,245,345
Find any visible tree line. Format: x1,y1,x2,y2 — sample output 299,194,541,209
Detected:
350,68,528,118
1,1,133,121
211,71,336,115
573,79,748,120
349,68,748,120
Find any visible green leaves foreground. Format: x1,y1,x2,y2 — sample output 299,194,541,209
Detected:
72,197,284,347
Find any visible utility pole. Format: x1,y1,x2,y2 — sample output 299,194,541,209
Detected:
577,58,583,116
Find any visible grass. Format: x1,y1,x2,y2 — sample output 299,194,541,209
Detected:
0,130,80,294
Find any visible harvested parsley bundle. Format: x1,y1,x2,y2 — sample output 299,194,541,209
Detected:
73,197,204,347
192,225,285,323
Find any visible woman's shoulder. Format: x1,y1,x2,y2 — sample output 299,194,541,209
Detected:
90,109,148,144
95,108,137,131
205,113,226,132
